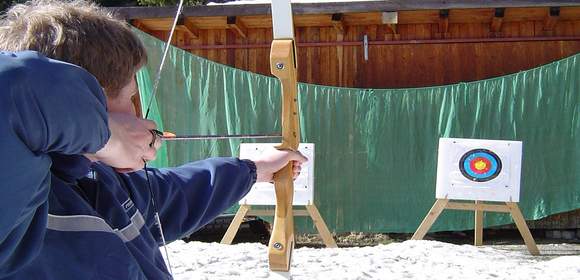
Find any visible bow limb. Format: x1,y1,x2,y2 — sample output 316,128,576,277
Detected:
268,40,300,272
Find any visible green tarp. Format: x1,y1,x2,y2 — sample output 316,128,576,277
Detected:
134,28,580,233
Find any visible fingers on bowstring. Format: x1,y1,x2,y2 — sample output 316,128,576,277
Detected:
143,145,158,162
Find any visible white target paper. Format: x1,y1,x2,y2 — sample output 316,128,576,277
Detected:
436,138,522,202
238,143,314,206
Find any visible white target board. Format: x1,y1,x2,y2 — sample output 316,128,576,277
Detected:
239,143,314,206
436,138,522,202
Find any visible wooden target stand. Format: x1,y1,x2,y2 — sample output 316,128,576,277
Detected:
411,198,540,255
221,203,337,248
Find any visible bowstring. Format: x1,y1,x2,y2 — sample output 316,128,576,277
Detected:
142,0,186,276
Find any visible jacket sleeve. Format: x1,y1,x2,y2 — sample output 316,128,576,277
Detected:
121,157,257,243
0,51,109,276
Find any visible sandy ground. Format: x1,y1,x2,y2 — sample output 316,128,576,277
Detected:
166,240,580,280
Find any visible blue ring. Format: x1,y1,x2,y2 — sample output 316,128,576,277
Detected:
459,149,502,182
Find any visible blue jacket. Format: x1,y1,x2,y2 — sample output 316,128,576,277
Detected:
0,51,256,279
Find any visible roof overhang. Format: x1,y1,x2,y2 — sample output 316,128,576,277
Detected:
111,0,580,19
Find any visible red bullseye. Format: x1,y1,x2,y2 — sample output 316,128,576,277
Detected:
469,157,491,174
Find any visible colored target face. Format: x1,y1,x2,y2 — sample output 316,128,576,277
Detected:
459,149,502,182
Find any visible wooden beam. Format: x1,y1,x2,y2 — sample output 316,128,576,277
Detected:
130,19,152,34
331,13,345,34
305,204,338,248
543,7,560,35
474,201,484,246
247,209,310,216
490,8,505,37
411,199,449,240
112,1,580,19
220,204,251,244
438,9,450,39
446,202,511,213
176,17,199,39
226,16,247,38
506,202,540,255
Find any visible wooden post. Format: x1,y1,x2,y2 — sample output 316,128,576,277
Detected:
411,199,449,240
220,204,251,244
506,202,540,255
474,200,484,246
305,204,338,248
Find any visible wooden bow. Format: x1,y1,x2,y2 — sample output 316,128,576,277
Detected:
268,0,299,272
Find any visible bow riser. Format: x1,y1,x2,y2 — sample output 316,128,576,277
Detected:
268,39,299,272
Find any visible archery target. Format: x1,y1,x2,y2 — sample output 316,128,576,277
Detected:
238,143,314,206
459,149,502,182
436,138,522,202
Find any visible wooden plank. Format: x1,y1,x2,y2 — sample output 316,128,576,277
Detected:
218,29,227,65
438,9,450,38
176,17,199,39
296,14,334,27
182,16,228,29
398,10,440,24
226,29,236,67
237,15,272,29
490,8,505,35
234,27,247,70
220,204,251,244
136,18,174,31
449,8,494,23
560,7,580,20
474,201,484,246
412,199,449,240
319,27,331,86
130,8,580,33
446,202,511,212
336,30,344,86
504,7,547,22
343,12,382,26
543,7,560,35
506,202,540,255
207,29,218,63
227,16,248,38
247,209,310,216
305,27,315,83
113,1,580,19
305,204,338,248
131,19,152,34
331,13,345,34
254,28,272,76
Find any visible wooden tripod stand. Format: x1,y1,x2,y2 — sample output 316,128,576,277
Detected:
412,199,540,255
221,203,337,248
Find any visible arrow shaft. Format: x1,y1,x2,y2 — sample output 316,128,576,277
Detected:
160,133,282,141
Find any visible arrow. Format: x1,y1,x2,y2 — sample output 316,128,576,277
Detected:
151,129,282,141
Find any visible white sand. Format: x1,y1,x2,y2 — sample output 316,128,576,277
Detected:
167,240,580,280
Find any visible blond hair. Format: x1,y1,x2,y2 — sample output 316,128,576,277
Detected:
0,0,147,97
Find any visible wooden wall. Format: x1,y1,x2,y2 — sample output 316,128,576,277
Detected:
136,8,580,89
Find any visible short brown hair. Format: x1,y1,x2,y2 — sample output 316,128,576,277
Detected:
0,0,147,97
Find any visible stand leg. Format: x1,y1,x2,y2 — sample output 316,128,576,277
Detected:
506,202,540,255
412,199,449,240
221,204,251,244
305,204,337,248
474,201,484,246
